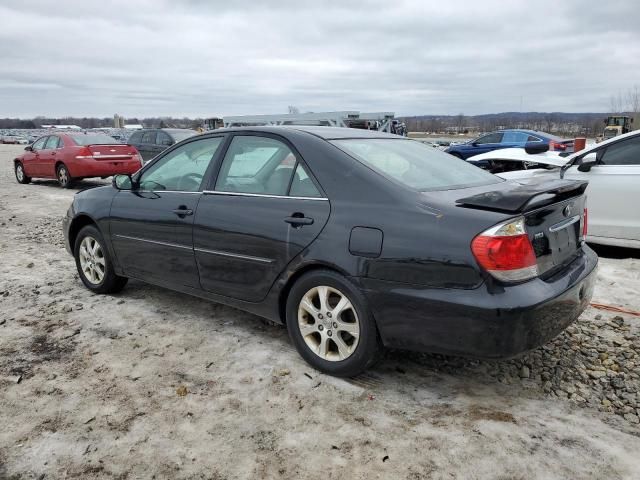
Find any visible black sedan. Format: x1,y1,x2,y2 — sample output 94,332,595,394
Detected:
62,126,597,377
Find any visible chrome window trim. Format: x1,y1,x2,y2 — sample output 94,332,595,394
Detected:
113,234,192,251
202,190,328,201
193,247,273,264
135,190,202,194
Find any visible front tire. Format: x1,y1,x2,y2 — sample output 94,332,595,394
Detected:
74,225,128,294
15,162,31,184
57,163,73,188
286,270,382,377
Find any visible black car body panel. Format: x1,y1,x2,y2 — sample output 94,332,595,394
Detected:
63,126,598,359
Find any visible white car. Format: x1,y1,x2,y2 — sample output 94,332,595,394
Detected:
470,130,640,249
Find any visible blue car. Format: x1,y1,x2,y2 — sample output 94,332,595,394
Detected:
445,129,573,161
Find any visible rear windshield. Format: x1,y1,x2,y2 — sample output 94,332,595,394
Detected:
68,134,119,146
169,130,196,142
332,138,501,191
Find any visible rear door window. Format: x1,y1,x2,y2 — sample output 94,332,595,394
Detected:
598,135,640,165
128,131,143,144
215,136,298,196
475,132,503,144
45,136,60,149
157,131,173,146
141,131,157,145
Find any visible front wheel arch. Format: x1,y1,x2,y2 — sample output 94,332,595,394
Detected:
68,215,98,254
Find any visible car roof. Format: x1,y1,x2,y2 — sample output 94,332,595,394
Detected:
214,125,403,140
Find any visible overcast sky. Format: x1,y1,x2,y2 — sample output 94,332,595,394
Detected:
1,0,638,118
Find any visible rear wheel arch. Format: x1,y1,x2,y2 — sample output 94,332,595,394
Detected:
278,263,350,324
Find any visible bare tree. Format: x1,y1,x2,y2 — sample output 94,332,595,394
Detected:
626,85,639,114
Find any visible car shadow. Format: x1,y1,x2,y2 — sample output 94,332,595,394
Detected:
589,243,640,260
30,179,109,190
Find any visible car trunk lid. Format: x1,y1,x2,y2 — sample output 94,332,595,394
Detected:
453,178,588,278
86,144,139,160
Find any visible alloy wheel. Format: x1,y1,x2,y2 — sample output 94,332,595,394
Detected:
58,166,68,186
79,236,106,285
297,285,360,361
16,164,24,182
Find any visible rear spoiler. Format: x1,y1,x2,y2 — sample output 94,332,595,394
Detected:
456,179,588,213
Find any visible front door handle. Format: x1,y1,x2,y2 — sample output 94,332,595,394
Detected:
284,214,314,227
172,207,193,217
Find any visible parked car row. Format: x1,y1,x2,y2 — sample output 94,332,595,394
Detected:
445,129,574,160
13,128,197,187
61,126,596,376
469,129,640,249
1,134,28,144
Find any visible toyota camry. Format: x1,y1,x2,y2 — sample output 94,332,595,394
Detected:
62,126,597,377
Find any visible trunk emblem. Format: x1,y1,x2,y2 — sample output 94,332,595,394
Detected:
563,204,573,217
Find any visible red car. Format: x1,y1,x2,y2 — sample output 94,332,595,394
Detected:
14,132,143,188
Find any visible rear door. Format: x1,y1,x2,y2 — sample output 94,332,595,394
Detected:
139,130,158,162
109,135,226,288
39,135,63,177
565,134,640,242
193,133,330,302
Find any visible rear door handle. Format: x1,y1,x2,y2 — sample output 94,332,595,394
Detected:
284,215,314,227
172,207,193,217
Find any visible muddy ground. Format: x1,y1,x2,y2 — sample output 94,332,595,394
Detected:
1,144,639,479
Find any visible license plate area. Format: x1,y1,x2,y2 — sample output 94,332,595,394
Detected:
549,216,580,266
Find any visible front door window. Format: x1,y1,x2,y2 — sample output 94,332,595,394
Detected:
138,137,224,192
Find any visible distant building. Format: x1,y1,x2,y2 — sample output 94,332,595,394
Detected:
113,114,125,128
40,124,81,130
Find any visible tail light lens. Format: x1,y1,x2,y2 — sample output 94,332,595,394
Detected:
549,140,567,151
581,208,588,238
75,147,94,159
471,217,538,282
134,152,143,166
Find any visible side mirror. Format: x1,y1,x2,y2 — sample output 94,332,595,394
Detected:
113,174,133,190
577,152,597,172
524,142,549,154
24,145,33,151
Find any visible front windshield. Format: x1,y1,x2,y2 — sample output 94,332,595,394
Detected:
332,138,501,191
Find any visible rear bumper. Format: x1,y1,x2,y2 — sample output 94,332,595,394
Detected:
68,159,141,178
356,246,598,359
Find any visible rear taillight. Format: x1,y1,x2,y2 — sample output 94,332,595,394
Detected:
134,152,143,166
471,217,538,282
549,140,567,151
75,147,94,159
582,208,588,237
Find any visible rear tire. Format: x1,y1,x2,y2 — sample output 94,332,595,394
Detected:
286,270,382,377
15,162,31,184
74,225,128,294
57,163,73,188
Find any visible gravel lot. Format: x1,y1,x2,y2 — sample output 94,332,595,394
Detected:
1,143,639,479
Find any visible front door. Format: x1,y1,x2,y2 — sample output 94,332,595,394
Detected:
193,133,330,302
23,136,47,177
565,134,640,241
109,135,226,288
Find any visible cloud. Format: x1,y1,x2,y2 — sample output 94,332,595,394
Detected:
0,0,638,117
